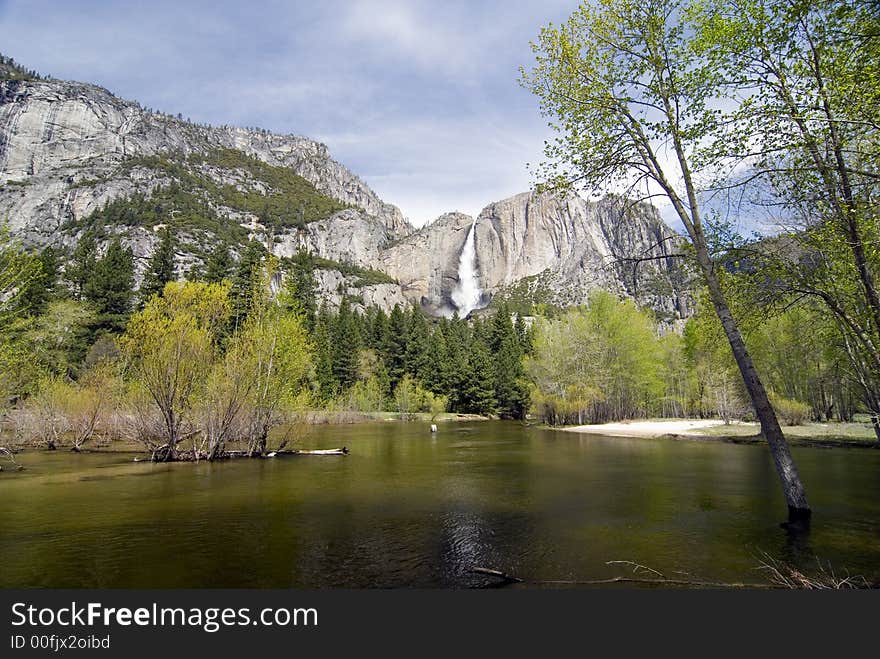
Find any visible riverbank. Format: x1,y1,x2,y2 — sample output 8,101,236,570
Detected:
0,410,490,460
561,419,879,448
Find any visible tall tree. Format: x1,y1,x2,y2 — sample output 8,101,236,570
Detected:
404,307,431,385
522,0,810,519
230,240,266,331
120,281,230,460
284,249,317,331
0,227,40,327
385,304,409,390
313,303,337,400
204,242,233,284
460,324,497,415
19,247,60,316
696,0,880,438
331,297,361,390
67,230,97,300
84,237,135,317
139,226,177,305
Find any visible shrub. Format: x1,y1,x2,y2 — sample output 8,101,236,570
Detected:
770,393,811,426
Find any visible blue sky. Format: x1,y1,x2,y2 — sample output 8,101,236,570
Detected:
0,0,581,226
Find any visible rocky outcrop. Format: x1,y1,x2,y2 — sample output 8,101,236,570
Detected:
0,77,411,241
376,212,474,315
313,269,409,314
1,68,692,319
378,191,691,320
474,191,690,318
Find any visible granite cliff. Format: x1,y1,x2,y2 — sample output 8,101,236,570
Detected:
0,60,691,319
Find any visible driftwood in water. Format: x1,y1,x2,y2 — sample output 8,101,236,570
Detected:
269,447,349,456
139,446,349,462
471,563,777,589
472,567,524,583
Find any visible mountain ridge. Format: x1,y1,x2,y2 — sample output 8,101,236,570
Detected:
1,59,692,319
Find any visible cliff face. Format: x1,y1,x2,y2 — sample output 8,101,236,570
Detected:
473,191,691,319
1,70,691,319
378,192,691,320
376,212,474,315
0,77,411,241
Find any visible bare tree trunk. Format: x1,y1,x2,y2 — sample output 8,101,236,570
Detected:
870,414,880,444
697,245,811,520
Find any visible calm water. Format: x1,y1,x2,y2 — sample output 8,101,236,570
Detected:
1,421,878,588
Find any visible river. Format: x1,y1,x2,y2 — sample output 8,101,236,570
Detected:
1,421,878,587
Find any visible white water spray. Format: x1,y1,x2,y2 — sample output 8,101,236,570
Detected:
451,221,482,317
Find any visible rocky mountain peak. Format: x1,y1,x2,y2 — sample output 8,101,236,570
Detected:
1,59,691,319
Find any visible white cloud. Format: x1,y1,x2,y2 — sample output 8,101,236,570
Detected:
339,1,482,76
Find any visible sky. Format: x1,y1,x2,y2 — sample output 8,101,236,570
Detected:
0,0,584,227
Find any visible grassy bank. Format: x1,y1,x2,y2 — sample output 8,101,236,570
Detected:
561,418,879,449
694,421,878,448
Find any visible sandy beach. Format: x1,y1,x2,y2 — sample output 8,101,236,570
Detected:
560,419,738,438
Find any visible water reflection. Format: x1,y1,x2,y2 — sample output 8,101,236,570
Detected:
0,422,878,587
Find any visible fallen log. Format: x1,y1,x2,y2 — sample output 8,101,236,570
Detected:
471,565,776,589
471,567,524,583
271,447,349,456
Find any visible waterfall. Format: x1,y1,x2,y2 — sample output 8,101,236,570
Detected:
451,221,482,317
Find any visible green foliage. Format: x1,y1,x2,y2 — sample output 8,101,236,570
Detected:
120,281,231,457
18,247,61,316
139,226,177,304
459,324,498,415
204,242,233,284
84,237,135,318
331,298,361,389
191,148,348,228
404,306,431,385
282,250,317,330
4,300,98,379
312,305,338,401
67,231,97,299
71,149,347,245
489,302,530,419
490,274,560,316
221,259,312,456
769,393,811,427
526,291,666,425
0,54,44,81
393,374,441,419
0,231,40,327
0,340,44,410
229,240,266,330
385,304,409,390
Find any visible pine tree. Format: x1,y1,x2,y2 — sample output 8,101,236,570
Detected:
489,305,529,418
284,249,317,330
370,307,389,353
313,304,337,400
488,300,512,353
139,226,176,304
494,332,529,419
84,237,134,316
443,313,471,411
385,304,409,390
515,313,532,354
424,323,450,395
230,240,265,330
332,298,361,390
204,242,232,284
68,231,97,299
460,327,497,415
404,307,431,384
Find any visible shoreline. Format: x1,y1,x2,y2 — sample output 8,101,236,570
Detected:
559,419,879,449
